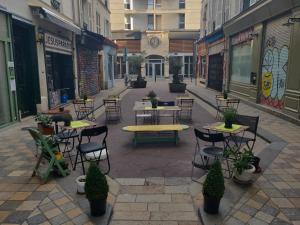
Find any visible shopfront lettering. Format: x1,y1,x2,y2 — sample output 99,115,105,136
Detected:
45,33,72,53
231,28,253,46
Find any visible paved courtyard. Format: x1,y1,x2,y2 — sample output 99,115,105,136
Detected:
0,80,299,225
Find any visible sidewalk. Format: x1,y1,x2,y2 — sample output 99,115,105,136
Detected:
187,82,300,225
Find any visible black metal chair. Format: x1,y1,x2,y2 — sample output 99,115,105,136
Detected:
227,114,259,151
104,99,121,122
73,126,110,175
191,128,232,181
51,114,79,163
177,99,194,120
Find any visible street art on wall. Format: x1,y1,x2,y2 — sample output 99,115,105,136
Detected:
261,36,289,109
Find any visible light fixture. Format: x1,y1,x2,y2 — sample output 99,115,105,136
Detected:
36,28,44,44
248,32,259,40
282,17,300,26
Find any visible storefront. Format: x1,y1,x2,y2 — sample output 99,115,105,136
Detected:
260,15,290,110
0,10,18,126
44,33,75,108
229,28,254,95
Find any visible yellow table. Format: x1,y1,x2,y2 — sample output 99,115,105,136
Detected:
123,124,189,146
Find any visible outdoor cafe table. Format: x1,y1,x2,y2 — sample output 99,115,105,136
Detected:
133,103,181,124
203,122,249,150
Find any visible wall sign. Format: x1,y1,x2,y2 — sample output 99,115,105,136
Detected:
44,33,72,54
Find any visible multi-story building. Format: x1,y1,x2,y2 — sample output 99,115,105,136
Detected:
224,0,300,122
77,0,117,95
110,0,201,79
0,0,116,127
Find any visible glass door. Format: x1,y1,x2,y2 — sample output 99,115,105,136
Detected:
154,63,161,78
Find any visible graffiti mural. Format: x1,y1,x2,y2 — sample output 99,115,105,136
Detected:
261,36,289,109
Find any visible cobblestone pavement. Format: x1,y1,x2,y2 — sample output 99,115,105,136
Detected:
187,82,300,225
1,80,299,225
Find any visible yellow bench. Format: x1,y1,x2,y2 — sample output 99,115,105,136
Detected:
122,124,189,146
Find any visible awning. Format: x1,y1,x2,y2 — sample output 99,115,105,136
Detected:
77,29,104,50
28,0,81,34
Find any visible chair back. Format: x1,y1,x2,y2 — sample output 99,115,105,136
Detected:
80,126,108,145
158,101,175,106
178,99,194,108
104,99,118,106
235,114,259,135
28,128,57,157
194,128,224,143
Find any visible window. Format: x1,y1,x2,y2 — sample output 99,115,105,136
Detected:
156,0,161,9
184,56,193,78
148,0,154,9
179,14,185,29
147,14,154,30
124,16,131,30
169,56,183,75
116,56,126,79
88,3,92,30
179,0,185,9
105,20,110,37
96,12,101,34
200,56,206,79
124,0,130,9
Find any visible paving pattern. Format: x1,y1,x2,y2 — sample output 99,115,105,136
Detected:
0,80,299,225
188,82,300,225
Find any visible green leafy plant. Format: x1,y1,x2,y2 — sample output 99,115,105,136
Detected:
147,90,157,100
202,160,225,199
85,162,109,200
169,57,183,84
34,113,52,128
233,149,254,175
222,107,236,123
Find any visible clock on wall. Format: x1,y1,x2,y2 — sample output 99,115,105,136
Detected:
149,36,160,48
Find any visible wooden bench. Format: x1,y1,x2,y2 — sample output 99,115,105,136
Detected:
122,124,189,146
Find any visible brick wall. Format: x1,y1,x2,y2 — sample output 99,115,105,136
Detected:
77,46,100,96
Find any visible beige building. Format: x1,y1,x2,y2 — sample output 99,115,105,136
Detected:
110,0,201,79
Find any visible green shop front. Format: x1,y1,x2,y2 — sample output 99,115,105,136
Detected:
0,10,18,127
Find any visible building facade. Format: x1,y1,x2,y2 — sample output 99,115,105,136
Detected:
197,0,251,91
110,0,201,79
224,0,300,121
0,0,116,127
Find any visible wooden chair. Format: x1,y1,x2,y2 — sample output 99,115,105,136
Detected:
28,128,70,183
134,101,153,125
177,99,194,120
104,99,121,121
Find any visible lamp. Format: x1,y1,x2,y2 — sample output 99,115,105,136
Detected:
283,17,300,26
36,28,44,44
248,32,259,40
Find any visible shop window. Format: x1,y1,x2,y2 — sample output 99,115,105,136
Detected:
179,14,185,29
231,43,252,83
179,0,185,9
116,56,126,79
169,56,183,75
200,56,206,79
184,56,193,77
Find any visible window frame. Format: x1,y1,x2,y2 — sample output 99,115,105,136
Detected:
178,13,185,29
179,0,185,9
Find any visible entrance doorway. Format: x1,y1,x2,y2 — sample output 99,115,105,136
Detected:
208,54,223,92
13,20,39,118
145,55,164,80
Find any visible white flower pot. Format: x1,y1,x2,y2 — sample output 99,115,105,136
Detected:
234,164,255,183
76,175,86,194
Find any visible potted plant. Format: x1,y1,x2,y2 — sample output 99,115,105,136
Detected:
202,160,225,214
147,90,158,108
76,175,86,194
222,107,236,129
128,52,147,88
169,57,186,93
232,148,256,183
85,162,109,216
35,113,54,135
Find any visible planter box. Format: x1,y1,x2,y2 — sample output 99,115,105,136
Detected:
131,80,147,88
169,83,187,93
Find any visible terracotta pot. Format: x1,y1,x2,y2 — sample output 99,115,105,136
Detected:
38,123,54,135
